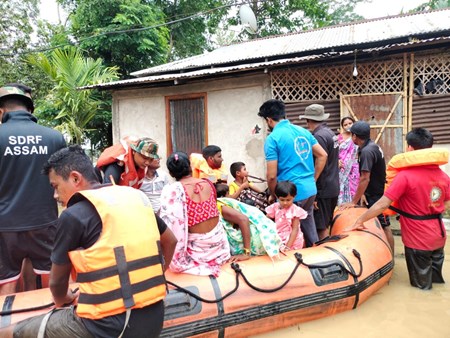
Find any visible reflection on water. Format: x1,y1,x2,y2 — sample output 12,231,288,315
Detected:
253,233,450,338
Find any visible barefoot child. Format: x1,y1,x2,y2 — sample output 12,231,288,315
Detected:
265,181,307,251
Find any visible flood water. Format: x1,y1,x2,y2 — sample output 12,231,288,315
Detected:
253,229,450,338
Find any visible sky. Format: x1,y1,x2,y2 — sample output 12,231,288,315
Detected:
354,0,427,18
39,0,429,23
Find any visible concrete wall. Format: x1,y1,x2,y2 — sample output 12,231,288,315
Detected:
111,74,272,184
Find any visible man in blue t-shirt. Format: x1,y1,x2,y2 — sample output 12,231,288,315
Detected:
258,99,327,247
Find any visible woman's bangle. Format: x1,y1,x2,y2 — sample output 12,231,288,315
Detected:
243,248,251,256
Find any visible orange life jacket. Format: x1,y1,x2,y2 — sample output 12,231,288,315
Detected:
383,148,449,216
68,185,166,320
96,137,145,188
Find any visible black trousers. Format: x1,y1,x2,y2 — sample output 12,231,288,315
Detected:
404,246,445,290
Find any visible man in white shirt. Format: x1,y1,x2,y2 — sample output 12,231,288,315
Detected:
140,158,170,214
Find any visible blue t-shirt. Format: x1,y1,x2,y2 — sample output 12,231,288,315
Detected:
264,119,318,201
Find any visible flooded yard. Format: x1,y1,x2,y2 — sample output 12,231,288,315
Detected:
254,227,450,338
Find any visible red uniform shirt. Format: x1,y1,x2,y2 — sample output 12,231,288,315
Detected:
384,165,450,251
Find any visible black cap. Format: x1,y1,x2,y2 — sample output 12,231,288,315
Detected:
350,121,371,138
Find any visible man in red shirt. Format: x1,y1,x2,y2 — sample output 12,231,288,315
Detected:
353,128,450,289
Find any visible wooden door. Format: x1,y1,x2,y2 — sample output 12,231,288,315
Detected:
340,92,407,162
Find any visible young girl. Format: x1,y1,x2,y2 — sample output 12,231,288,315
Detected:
265,181,307,251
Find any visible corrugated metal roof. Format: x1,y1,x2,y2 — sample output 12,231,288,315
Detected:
81,36,450,90
81,54,325,90
132,9,450,77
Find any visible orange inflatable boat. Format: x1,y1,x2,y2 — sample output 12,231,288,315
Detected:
0,208,393,337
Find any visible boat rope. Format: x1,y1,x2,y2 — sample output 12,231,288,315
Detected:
2,250,364,312
232,250,362,293
230,258,302,293
166,249,363,303
166,272,240,304
165,257,302,303
0,288,79,316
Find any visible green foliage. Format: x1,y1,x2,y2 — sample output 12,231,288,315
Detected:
0,0,39,84
0,0,61,125
64,0,170,76
27,47,119,146
0,0,38,53
1,0,368,153
151,0,230,60
412,0,450,11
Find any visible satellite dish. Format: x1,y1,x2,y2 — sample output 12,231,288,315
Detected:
239,4,258,34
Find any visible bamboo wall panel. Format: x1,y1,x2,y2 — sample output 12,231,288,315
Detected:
271,51,450,144
271,59,404,102
285,100,341,134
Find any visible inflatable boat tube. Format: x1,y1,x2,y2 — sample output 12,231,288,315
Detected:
383,148,449,216
0,208,393,337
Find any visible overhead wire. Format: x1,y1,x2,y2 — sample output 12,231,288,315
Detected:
0,0,265,58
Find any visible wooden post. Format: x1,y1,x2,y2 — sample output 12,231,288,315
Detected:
402,53,408,152
408,53,414,132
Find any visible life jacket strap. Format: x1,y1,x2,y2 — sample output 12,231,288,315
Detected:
114,246,135,309
76,253,162,283
118,308,132,338
388,205,442,220
78,275,166,305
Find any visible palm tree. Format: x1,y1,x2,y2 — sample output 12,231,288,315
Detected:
27,47,119,145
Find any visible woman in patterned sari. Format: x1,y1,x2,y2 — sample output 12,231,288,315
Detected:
338,116,360,205
159,151,230,277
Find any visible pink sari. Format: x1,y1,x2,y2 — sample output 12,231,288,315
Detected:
338,134,360,205
159,182,230,277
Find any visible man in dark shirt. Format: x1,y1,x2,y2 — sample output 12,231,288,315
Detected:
340,121,394,251
300,104,340,240
2,145,177,338
0,86,66,295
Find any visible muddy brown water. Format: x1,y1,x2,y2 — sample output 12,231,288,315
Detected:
253,231,450,338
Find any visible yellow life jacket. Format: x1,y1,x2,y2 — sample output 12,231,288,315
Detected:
68,185,166,320
383,148,449,216
190,153,228,183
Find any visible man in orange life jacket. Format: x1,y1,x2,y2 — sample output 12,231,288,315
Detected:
96,136,160,189
1,145,177,338
352,128,450,290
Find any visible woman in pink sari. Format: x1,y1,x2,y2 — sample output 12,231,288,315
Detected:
338,116,360,205
159,151,230,277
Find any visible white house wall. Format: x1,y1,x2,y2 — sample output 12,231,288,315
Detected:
111,74,272,184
